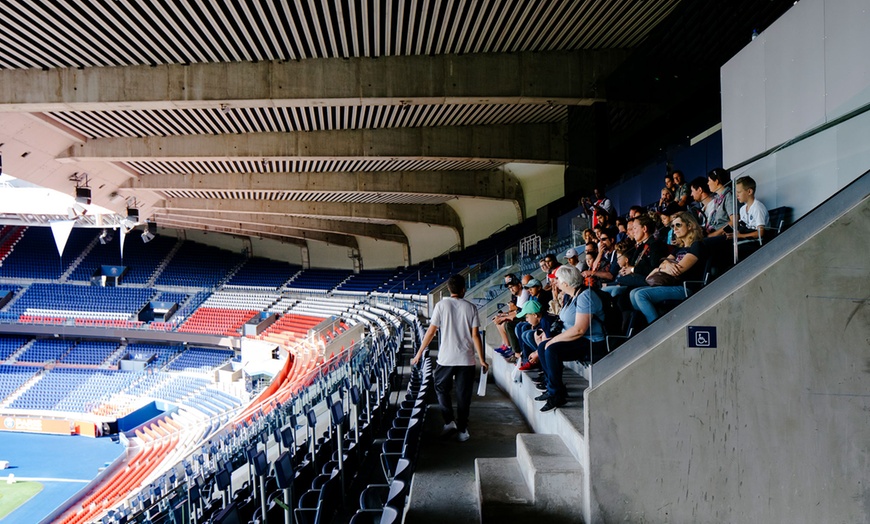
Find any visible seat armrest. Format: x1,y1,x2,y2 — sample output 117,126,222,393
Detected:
682,280,707,297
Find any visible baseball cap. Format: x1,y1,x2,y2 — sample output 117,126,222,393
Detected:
524,278,542,289
515,300,543,318
564,248,579,259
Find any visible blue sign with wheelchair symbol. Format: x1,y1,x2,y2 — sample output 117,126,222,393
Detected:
687,326,717,348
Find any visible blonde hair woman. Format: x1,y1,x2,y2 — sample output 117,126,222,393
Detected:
629,212,709,324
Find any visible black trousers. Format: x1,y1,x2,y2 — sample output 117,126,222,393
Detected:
434,364,475,432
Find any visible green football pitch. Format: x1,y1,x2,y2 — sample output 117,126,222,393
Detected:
0,481,43,521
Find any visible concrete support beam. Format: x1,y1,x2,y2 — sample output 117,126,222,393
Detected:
156,215,358,249
0,51,625,112
158,210,408,244
123,170,525,219
161,198,464,245
59,124,565,165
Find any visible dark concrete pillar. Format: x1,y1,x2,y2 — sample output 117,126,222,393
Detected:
565,102,609,197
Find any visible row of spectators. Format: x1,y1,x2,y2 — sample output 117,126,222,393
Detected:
493,167,775,412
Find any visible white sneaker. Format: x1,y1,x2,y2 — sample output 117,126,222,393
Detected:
440,421,457,436
456,430,470,442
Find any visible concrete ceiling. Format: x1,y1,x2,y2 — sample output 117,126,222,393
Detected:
0,0,795,261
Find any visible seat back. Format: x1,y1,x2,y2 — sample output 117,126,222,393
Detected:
379,506,400,524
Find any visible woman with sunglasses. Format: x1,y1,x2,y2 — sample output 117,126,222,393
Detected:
629,211,709,324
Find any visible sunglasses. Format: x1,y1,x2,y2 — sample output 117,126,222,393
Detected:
671,222,685,230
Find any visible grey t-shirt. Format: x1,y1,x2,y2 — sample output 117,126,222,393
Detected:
430,297,480,366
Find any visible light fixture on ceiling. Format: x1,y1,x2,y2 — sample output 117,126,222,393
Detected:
120,217,137,233
99,229,113,244
122,198,141,232
141,222,156,243
67,203,87,220
70,172,91,204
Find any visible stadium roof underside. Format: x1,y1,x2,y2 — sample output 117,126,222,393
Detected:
0,0,795,259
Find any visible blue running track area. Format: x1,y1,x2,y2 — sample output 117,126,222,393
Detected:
0,432,125,523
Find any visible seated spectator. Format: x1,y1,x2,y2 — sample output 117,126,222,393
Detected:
538,256,549,276
656,203,682,245
582,229,596,244
730,175,770,257
581,188,615,227
618,215,669,287
564,248,581,268
706,167,735,237
511,278,552,361
583,229,618,285
529,265,607,412
663,172,676,196
672,170,690,208
514,300,557,371
611,214,668,331
525,277,552,309
611,238,637,289
732,175,770,239
628,205,646,219
583,252,598,279
579,242,598,271
657,187,675,213
690,177,715,230
614,216,629,243
539,254,563,313
629,211,709,325
596,211,613,231
492,274,528,359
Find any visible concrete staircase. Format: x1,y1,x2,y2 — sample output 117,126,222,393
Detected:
146,237,184,287
475,345,591,523
476,433,583,523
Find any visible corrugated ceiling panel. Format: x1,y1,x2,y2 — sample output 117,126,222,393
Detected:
159,189,451,205
124,159,505,175
0,0,681,69
45,104,568,138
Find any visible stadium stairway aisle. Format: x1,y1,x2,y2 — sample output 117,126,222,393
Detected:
404,368,531,524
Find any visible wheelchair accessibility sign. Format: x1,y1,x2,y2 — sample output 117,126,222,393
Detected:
687,326,717,348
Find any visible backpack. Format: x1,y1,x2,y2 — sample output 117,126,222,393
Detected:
590,287,623,337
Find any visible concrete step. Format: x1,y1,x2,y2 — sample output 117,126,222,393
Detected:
475,457,534,522
485,346,590,522
475,435,585,524
516,433,583,516
488,346,588,461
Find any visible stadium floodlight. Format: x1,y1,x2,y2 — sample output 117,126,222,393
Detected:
67,203,87,220
141,230,155,243
74,186,91,204
120,217,137,233
98,229,113,244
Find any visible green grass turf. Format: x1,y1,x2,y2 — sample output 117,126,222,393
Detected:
0,481,43,521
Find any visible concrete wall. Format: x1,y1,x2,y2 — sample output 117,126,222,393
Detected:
507,162,565,218
722,0,870,167
250,237,304,265
401,222,460,264
585,177,870,522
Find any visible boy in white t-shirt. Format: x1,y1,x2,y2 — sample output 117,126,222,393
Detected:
731,175,769,241
411,274,488,442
